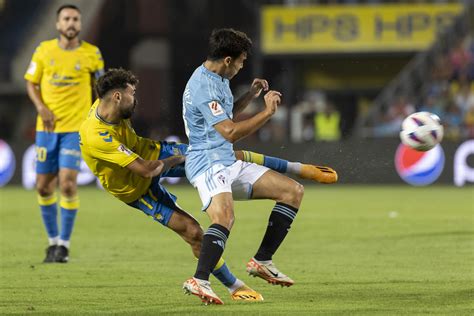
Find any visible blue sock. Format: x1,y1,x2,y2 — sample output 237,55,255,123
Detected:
59,195,79,242
38,195,58,238
40,204,58,238
212,262,237,287
263,156,288,173
60,207,77,241
241,151,288,173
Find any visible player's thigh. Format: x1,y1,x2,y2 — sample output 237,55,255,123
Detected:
251,169,303,202
35,131,60,175
58,168,79,196
192,165,235,228
206,192,234,228
167,207,203,242
58,132,81,172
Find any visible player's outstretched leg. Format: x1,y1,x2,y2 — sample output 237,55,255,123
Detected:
236,150,338,184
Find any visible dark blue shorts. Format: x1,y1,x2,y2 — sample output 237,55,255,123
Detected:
35,132,81,174
159,141,188,178
127,141,188,226
128,177,179,226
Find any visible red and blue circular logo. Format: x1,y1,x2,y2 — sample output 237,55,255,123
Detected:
0,139,15,187
395,143,445,186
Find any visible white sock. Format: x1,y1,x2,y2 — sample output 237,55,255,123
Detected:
254,258,272,265
194,278,210,285
227,278,245,293
286,162,302,175
48,236,59,246
58,239,70,249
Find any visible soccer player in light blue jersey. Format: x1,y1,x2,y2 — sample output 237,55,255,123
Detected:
182,28,318,305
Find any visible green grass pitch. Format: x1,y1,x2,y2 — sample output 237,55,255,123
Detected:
0,185,473,315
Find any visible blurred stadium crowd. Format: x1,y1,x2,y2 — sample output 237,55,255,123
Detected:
0,0,473,146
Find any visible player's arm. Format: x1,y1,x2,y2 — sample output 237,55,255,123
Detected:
26,80,55,132
233,78,269,116
215,90,280,143
126,155,185,179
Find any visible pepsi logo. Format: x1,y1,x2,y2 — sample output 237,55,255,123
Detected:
0,139,16,187
395,143,445,186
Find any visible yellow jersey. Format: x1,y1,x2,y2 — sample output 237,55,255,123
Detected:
79,100,162,203
24,39,104,132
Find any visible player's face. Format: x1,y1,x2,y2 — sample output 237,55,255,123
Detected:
224,52,247,79
56,8,81,40
119,84,137,119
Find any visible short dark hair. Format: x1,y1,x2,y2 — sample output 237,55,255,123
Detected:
96,68,139,99
207,28,252,61
56,4,81,17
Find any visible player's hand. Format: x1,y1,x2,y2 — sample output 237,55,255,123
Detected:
249,78,269,98
38,106,55,132
263,90,281,116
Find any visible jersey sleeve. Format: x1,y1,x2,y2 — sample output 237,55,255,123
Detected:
24,45,44,84
197,92,230,127
88,131,139,168
92,47,105,79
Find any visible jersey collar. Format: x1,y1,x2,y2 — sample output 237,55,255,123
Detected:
95,109,119,126
200,64,226,82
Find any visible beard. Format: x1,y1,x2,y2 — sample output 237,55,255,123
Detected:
120,99,137,119
60,28,80,40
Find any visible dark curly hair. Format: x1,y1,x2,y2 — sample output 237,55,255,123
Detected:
207,28,252,61
95,68,139,99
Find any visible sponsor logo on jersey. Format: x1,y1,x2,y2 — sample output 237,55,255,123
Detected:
395,143,445,186
117,144,132,156
208,101,224,116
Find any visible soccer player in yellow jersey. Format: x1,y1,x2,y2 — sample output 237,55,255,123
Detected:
80,68,266,302
24,5,104,263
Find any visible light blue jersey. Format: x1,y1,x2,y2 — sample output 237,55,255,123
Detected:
182,65,236,182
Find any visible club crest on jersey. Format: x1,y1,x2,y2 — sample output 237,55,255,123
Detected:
75,61,81,71
117,144,132,156
208,101,224,116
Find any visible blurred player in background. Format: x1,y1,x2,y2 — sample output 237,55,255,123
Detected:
24,4,104,263
182,28,321,304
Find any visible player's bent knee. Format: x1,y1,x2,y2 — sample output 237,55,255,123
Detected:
294,182,305,201
60,181,77,197
280,182,304,206
36,186,54,197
